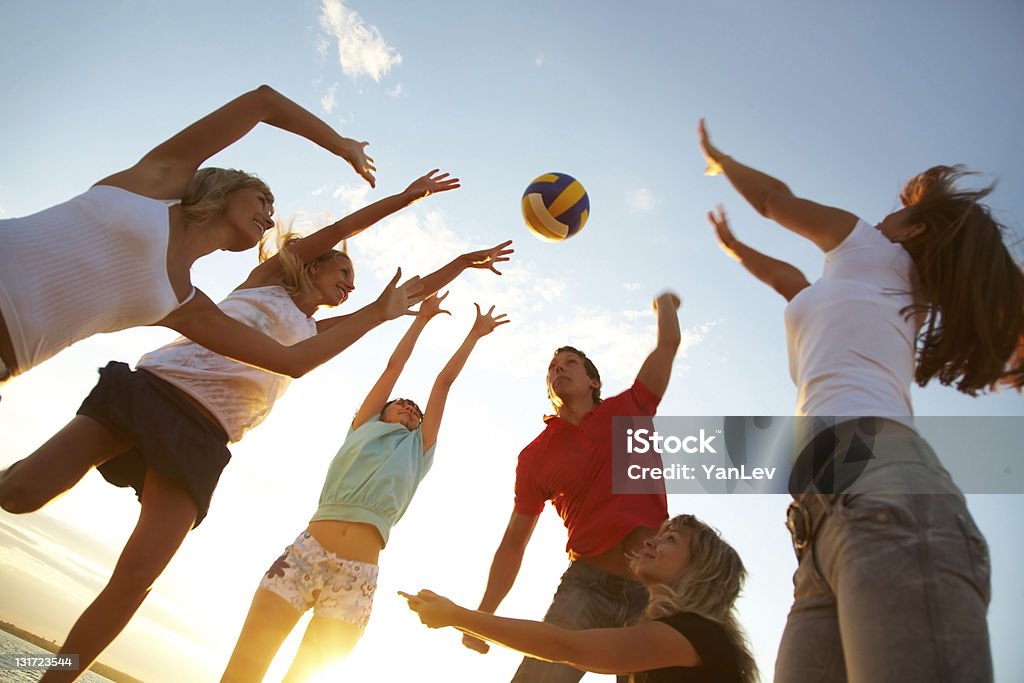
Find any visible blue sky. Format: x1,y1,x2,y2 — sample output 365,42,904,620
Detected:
1,1,1022,681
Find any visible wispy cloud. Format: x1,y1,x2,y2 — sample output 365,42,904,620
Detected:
331,182,372,212
534,55,545,67
320,82,339,114
314,35,329,59
388,83,404,98
623,282,641,292
627,187,657,212
319,0,402,82
320,82,338,114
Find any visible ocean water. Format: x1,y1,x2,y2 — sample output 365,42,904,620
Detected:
0,631,113,683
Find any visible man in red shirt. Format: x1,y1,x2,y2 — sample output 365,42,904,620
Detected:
464,292,682,683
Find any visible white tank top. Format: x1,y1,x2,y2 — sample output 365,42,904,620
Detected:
783,219,919,417
137,286,317,442
0,185,192,372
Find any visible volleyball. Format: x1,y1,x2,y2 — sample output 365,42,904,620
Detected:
521,172,589,242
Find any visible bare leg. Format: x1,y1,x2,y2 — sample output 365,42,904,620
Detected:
221,589,304,682
282,617,362,682
39,469,197,683
0,416,131,513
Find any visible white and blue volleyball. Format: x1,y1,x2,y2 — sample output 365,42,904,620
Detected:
521,172,589,242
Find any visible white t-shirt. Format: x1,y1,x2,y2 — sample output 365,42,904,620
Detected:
0,186,191,373
138,286,316,442
783,219,919,417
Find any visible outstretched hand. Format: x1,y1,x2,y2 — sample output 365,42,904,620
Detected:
707,205,741,261
417,291,452,321
376,268,423,321
405,169,462,200
471,304,510,337
337,137,376,187
398,589,462,629
698,118,726,177
462,240,514,275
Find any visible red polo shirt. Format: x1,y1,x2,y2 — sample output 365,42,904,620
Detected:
514,380,669,559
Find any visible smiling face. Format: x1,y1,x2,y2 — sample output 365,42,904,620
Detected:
309,252,355,307
381,398,423,431
632,526,693,586
223,186,274,251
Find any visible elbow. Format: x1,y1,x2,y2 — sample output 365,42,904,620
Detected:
280,358,309,379
251,84,278,113
253,84,277,98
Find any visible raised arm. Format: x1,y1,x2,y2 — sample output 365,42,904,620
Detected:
351,293,451,430
699,118,857,251
413,241,515,304
709,206,810,301
461,511,539,654
161,269,420,378
251,171,461,281
402,591,698,673
635,291,682,400
420,304,508,450
101,85,376,197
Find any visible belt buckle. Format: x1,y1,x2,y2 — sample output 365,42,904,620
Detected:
786,501,812,553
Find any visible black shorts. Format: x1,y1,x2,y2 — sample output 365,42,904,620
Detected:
77,361,231,527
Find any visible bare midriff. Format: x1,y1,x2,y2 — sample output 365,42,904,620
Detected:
576,525,658,579
307,520,384,566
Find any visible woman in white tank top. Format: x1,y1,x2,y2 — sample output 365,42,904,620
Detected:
0,85,381,387
698,120,1022,683
0,166,514,681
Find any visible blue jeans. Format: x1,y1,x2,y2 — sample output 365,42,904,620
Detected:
775,433,992,682
511,561,648,683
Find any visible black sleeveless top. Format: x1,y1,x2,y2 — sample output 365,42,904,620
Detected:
630,612,744,683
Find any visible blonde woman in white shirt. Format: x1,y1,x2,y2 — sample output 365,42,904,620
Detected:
0,85,382,388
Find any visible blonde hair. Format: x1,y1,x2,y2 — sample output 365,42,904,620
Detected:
258,225,349,297
630,515,759,682
181,167,273,224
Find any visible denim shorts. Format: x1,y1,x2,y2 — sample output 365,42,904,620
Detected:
259,530,379,628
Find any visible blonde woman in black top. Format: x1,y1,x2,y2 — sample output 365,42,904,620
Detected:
402,514,757,683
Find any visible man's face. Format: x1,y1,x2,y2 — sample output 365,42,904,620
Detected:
547,351,599,404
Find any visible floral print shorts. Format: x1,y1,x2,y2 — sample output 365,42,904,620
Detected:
258,530,379,628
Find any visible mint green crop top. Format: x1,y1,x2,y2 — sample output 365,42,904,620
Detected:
310,415,436,547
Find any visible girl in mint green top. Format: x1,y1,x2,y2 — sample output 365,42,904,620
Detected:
310,410,437,546
223,292,509,682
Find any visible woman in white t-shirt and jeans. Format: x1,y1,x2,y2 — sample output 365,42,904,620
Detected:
698,119,1023,683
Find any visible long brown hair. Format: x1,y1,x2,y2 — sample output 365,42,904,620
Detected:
630,515,759,683
899,165,1024,394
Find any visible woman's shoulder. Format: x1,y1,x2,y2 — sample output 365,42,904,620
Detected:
654,612,744,680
